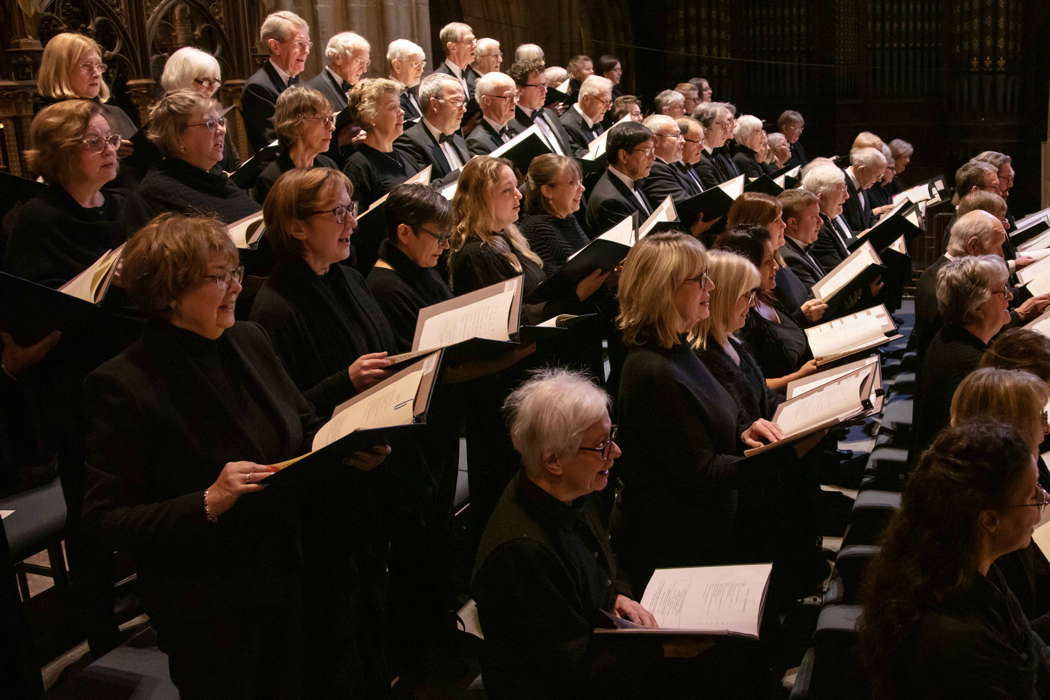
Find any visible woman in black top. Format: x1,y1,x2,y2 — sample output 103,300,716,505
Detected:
730,115,768,179
6,100,129,287
82,213,385,698
859,421,1050,700
614,232,790,588
134,90,259,226
252,86,339,204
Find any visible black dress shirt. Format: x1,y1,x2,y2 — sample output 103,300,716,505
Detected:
731,145,766,179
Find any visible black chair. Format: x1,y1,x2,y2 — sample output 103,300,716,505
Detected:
842,490,901,548
0,477,69,601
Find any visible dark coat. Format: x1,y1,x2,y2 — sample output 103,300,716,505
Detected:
842,171,875,233
585,170,651,235
559,108,602,155
466,118,519,156
638,158,695,206
780,237,827,291
809,213,856,272
394,120,472,182
731,145,766,179
132,158,260,227
912,324,987,459
305,69,350,113
252,151,338,205
511,105,576,157
241,62,293,152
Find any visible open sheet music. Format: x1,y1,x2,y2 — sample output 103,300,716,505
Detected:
773,165,800,189
583,115,631,161
786,355,881,400
598,564,772,638
1023,308,1050,339
638,195,678,237
805,304,900,365
811,241,883,303
227,211,266,249
745,362,882,456
676,174,745,225
59,245,124,303
533,215,636,301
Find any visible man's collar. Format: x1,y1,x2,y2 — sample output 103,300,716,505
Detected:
483,115,509,133
269,59,291,86
444,60,463,78
608,165,636,190
422,118,449,140
573,103,595,128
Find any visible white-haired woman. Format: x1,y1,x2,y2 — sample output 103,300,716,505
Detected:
731,115,768,178
159,46,240,171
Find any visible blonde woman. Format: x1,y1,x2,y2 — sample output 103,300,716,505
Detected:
614,232,790,588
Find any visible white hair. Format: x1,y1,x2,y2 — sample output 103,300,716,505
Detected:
260,10,308,46
642,114,678,133
387,38,424,65
159,47,221,93
476,38,500,56
578,74,612,99
733,114,764,145
515,43,544,62
474,71,515,102
504,368,610,475
419,72,462,111
654,89,684,113
946,210,1005,257
325,32,370,64
936,254,1008,326
802,163,846,196
767,132,788,149
543,66,568,86
850,146,887,171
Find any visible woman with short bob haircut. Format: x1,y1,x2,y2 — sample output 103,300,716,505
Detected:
159,46,240,171
252,86,338,203
859,420,1050,700
981,327,1050,384
615,232,786,588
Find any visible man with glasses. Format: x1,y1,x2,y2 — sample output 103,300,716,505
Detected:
586,121,656,234
307,31,370,113
395,74,472,183
639,115,700,204
560,75,613,155
692,102,740,188
508,59,575,157
675,117,707,193
466,72,521,156
242,10,312,150
433,21,482,134
387,39,428,123
473,38,503,75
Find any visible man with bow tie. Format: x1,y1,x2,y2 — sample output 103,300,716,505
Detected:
242,10,311,151
508,58,577,157
394,73,472,184
307,31,370,113
560,75,613,155
466,72,521,156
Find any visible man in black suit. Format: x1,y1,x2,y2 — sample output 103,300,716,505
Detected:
560,75,612,155
842,147,886,233
386,39,427,123
242,10,311,151
507,59,575,157
803,162,857,271
779,110,808,169
306,31,370,113
393,74,471,184
639,114,695,203
431,22,482,135
693,102,738,189
675,117,706,194
586,121,656,234
777,188,833,324
465,72,520,156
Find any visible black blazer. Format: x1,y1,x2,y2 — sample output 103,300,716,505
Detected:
585,170,651,235
809,213,856,272
466,118,518,156
511,105,576,157
252,151,338,204
842,171,875,233
399,87,423,123
785,140,809,169
695,150,731,189
639,158,694,206
674,162,705,195
305,69,349,112
911,254,950,357
393,121,471,183
241,62,291,151
780,237,827,290
732,146,766,179
559,108,602,155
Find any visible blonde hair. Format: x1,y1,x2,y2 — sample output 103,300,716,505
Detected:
451,156,542,273
692,250,760,349
159,46,221,93
122,213,238,318
851,131,884,154
346,77,402,128
273,86,331,149
27,99,103,185
263,167,353,263
37,33,110,102
951,367,1050,454
618,232,707,349
523,154,580,216
147,89,219,157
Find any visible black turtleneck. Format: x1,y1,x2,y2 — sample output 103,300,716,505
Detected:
252,150,338,205
132,157,260,228
249,256,397,418
5,184,131,287
365,239,453,352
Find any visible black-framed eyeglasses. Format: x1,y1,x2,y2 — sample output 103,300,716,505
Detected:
1006,485,1050,513
201,265,245,290
435,96,467,108
416,226,452,245
186,116,226,131
307,202,358,225
301,113,336,127
683,271,714,289
520,82,547,90
81,133,122,153
683,137,701,144
578,425,618,461
194,77,222,89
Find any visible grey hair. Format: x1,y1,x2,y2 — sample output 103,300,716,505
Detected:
160,47,221,93
972,150,1012,169
515,43,544,62
802,162,846,196
850,146,887,171
387,38,425,65
578,75,612,99
642,114,677,133
654,89,684,113
733,114,764,145
504,368,611,475
260,10,308,46
474,71,515,103
936,255,1008,326
693,101,727,128
889,138,914,158
476,38,500,56
325,32,370,63
418,72,462,112
767,132,788,149
439,21,472,48
946,210,1004,257
543,66,568,86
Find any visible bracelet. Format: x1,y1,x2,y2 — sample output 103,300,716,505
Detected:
203,488,219,523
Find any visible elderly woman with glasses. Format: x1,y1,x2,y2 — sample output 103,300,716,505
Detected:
82,212,386,698
5,100,133,287
860,420,1050,700
912,255,1013,461
159,46,240,172
252,86,338,204
134,90,260,226
615,232,792,590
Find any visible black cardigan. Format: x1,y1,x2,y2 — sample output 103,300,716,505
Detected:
738,303,812,383
132,157,260,227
